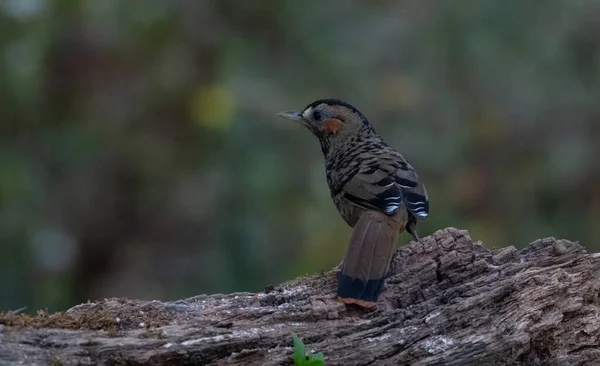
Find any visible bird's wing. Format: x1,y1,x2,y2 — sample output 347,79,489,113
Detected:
341,167,403,215
341,162,429,220
395,165,429,220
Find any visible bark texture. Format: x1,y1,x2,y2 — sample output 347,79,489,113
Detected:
1,228,600,366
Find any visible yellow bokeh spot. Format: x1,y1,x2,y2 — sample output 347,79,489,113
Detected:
190,84,235,130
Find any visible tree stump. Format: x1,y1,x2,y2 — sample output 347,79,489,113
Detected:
1,228,599,365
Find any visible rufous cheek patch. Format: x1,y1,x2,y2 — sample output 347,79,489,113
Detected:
322,118,344,135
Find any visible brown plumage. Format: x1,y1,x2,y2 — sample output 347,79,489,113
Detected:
278,99,429,308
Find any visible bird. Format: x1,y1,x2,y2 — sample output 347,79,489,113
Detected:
278,99,429,308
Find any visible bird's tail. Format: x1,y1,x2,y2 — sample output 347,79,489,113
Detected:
337,210,404,307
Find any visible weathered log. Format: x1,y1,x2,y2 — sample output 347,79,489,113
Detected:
1,228,599,365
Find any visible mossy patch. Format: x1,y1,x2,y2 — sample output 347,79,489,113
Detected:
0,298,173,332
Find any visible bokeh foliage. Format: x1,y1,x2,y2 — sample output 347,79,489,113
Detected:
1,0,599,312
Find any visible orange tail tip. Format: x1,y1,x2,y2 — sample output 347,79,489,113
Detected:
337,296,377,308
337,273,385,305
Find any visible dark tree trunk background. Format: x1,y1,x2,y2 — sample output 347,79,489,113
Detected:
1,228,599,365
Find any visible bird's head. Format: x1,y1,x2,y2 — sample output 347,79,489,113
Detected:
278,99,373,150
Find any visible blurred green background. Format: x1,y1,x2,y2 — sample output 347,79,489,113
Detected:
1,0,599,313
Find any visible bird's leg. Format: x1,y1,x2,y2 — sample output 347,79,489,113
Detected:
406,215,420,241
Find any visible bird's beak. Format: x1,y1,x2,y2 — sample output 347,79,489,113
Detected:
277,110,303,121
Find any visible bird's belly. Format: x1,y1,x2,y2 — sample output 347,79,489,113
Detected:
334,199,364,228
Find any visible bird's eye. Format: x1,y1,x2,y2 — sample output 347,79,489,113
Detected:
312,110,322,121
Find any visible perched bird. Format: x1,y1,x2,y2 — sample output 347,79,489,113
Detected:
278,99,429,308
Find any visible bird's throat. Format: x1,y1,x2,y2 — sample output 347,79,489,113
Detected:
319,137,331,156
